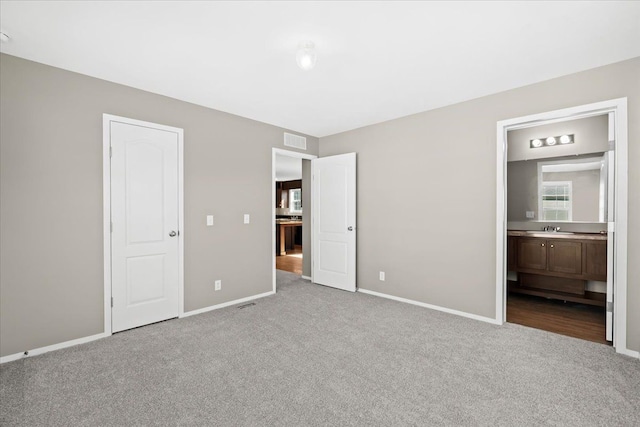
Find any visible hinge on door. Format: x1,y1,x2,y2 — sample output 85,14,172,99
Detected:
111,297,114,308
606,301,613,312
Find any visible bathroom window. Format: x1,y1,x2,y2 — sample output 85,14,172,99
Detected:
541,181,572,221
289,189,302,213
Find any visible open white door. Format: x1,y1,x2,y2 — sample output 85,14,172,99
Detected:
606,113,615,342
312,153,356,292
110,119,181,333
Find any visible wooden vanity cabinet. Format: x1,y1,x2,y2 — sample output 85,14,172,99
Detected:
507,236,518,271
585,241,607,281
548,240,582,275
517,238,547,271
508,233,607,306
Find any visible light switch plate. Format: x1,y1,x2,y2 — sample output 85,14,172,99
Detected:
379,271,385,281
214,280,221,291
244,214,250,224
526,211,535,219
206,215,214,226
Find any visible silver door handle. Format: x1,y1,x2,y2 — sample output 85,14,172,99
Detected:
347,226,353,231
169,231,177,237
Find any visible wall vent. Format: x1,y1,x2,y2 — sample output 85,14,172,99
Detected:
284,132,307,150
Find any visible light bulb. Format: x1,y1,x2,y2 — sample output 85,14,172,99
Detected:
296,42,316,71
560,135,572,144
546,136,557,146
531,139,543,148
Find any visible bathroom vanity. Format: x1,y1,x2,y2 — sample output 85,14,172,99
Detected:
507,230,607,307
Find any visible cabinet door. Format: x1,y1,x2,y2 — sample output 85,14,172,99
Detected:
517,238,547,270
585,241,607,281
507,236,517,271
548,240,582,275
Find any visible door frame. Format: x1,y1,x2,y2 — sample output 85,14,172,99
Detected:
272,148,317,292
495,98,631,355
103,114,185,336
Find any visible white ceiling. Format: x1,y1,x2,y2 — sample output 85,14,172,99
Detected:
1,1,639,137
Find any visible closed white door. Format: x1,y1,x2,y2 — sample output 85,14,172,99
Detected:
312,153,356,292
110,120,181,333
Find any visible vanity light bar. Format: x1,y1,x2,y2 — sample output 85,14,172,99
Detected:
530,134,574,149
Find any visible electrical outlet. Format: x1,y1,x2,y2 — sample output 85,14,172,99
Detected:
526,211,535,219
215,280,222,291
379,271,385,281
244,214,250,224
206,215,214,226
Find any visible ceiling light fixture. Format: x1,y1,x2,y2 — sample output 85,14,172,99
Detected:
296,42,316,71
0,31,10,43
560,134,573,144
530,134,574,149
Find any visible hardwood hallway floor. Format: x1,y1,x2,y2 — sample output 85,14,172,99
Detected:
507,293,608,345
276,246,302,275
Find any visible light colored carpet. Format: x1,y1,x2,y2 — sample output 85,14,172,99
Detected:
1,270,639,426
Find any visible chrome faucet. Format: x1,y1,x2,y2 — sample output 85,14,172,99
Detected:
542,225,560,232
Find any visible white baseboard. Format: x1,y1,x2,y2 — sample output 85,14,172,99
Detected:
0,332,109,364
301,275,312,281
181,291,275,318
617,347,640,359
357,288,501,325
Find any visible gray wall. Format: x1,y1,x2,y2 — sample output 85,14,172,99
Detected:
507,160,538,221
507,114,609,162
319,57,640,352
0,54,318,357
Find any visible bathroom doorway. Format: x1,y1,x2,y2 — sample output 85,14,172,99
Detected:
506,116,610,344
496,99,631,356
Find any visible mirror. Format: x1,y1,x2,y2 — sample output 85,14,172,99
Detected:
508,153,608,223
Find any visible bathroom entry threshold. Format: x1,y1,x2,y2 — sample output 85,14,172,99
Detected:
507,292,608,345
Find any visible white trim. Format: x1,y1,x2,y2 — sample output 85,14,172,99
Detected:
102,114,185,335
181,291,275,318
0,332,108,364
358,288,502,325
496,98,630,355
301,275,312,281
272,148,317,293
616,348,640,359
102,118,112,338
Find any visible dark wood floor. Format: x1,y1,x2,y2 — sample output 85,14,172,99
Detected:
276,246,302,275
507,293,608,345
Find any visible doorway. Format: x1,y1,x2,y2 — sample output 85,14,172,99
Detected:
272,149,316,291
496,98,630,355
